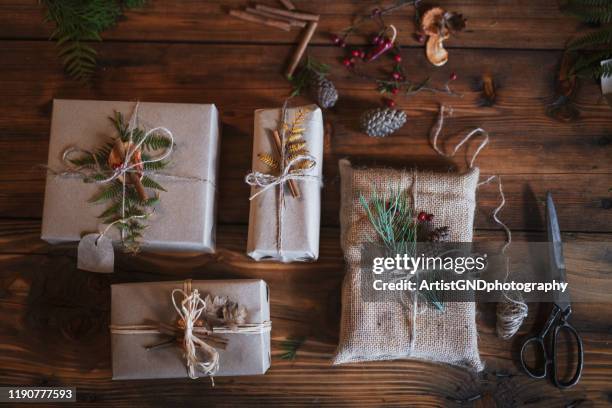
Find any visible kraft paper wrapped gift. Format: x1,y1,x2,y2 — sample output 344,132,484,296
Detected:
41,99,219,252
110,279,271,380
246,104,324,262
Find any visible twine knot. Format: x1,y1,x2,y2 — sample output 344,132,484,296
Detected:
245,153,319,200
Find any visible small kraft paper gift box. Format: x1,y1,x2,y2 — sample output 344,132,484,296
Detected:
246,104,324,262
110,279,271,380
41,100,219,271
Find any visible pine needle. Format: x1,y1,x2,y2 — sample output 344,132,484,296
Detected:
280,337,305,360
359,187,444,311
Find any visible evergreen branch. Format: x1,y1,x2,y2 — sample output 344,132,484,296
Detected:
567,26,612,50
280,337,305,360
562,0,612,23
41,0,147,82
289,56,330,97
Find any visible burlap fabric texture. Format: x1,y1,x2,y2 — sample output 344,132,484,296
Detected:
333,159,484,371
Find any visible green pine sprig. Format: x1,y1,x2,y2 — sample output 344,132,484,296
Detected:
280,337,305,360
71,110,172,253
359,188,444,311
288,56,330,97
41,0,147,82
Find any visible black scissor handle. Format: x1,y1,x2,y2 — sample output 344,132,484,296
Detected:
520,335,549,379
551,321,584,389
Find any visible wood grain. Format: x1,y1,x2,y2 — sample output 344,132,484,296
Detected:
0,42,610,230
0,0,611,406
0,221,611,406
0,0,592,50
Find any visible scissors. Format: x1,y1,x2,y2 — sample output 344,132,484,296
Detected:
519,192,584,389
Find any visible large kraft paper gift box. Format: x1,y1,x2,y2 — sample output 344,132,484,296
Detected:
41,99,219,252
110,279,271,379
246,104,324,262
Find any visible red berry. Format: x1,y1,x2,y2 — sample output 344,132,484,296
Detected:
384,98,396,108
414,33,425,43
450,72,458,81
359,50,366,59
342,58,352,67
393,54,402,63
392,72,402,81
426,213,434,221
372,35,381,45
384,38,393,46
351,49,361,58
391,87,399,95
417,212,428,222
331,34,341,45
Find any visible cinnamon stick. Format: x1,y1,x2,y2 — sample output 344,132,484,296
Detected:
285,21,318,78
245,7,306,28
279,0,296,10
271,130,300,198
254,4,319,22
229,9,291,31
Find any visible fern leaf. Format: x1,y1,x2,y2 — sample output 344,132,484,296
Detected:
41,0,146,82
142,133,173,151
258,153,279,170
98,201,122,218
568,27,612,50
69,154,97,167
89,181,123,203
142,158,169,171
141,176,167,192
287,141,307,154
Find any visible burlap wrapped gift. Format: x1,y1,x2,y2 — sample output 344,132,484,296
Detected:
333,159,484,371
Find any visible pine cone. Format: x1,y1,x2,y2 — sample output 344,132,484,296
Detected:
360,108,407,137
309,74,338,109
428,226,450,242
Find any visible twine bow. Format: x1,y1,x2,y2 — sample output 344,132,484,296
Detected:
245,153,319,200
110,280,272,383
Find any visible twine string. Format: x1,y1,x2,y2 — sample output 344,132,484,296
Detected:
430,105,526,339
429,105,489,169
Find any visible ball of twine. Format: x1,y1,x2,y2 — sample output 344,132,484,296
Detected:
496,297,528,340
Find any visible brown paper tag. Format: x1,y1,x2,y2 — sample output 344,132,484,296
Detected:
77,233,114,273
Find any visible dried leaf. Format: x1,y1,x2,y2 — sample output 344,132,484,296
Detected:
478,73,497,107
258,153,279,170
444,12,466,32
421,7,446,36
426,35,448,66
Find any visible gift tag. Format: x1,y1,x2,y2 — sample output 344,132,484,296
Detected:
77,233,114,273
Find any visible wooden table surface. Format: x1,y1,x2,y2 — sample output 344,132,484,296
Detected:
0,1,611,407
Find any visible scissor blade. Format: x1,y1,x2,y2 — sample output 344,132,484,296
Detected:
546,192,571,310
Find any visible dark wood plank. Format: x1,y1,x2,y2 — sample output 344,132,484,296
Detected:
0,221,610,407
0,0,590,50
0,42,610,230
